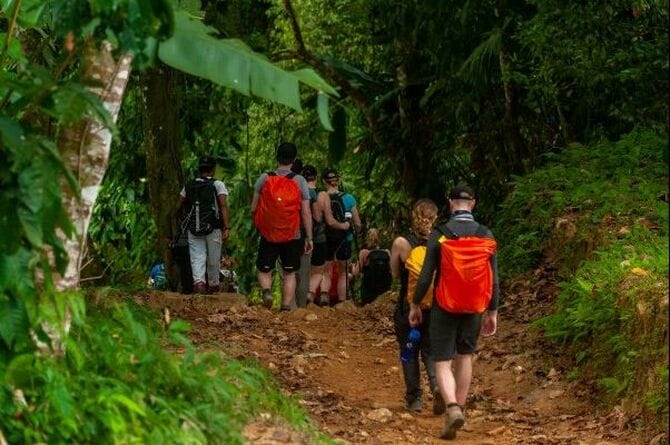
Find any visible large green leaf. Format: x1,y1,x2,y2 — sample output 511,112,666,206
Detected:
158,11,335,128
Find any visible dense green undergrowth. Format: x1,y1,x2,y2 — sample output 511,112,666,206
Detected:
497,129,669,427
0,297,325,444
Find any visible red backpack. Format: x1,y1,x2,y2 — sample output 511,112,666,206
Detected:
435,224,497,314
254,172,302,243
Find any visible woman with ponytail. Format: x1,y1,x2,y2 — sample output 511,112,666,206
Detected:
390,199,444,414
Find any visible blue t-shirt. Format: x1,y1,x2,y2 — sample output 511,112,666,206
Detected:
342,193,357,241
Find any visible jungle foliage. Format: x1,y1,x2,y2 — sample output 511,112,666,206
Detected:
1,0,331,442
1,296,324,443
497,129,668,425
1,0,668,441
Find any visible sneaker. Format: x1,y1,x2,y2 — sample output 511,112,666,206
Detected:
407,398,423,413
262,289,273,308
194,282,207,294
432,392,446,415
207,285,220,294
440,404,464,440
279,304,292,312
318,292,329,306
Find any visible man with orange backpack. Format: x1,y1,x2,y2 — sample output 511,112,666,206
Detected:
391,199,444,414
409,184,499,440
251,142,313,311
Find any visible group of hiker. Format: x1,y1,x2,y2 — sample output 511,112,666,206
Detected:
175,142,500,441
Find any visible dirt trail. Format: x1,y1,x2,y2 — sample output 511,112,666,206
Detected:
149,271,646,445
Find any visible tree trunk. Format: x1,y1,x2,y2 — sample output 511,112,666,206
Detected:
57,40,133,290
499,47,528,174
142,64,186,291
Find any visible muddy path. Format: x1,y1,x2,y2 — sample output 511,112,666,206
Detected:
147,271,649,444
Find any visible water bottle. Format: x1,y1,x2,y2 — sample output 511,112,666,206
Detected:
400,327,421,363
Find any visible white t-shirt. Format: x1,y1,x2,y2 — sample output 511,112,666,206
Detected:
180,178,228,198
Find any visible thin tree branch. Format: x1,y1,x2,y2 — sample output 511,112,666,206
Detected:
282,0,381,146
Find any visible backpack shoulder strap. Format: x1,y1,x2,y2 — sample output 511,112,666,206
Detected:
405,233,419,248
474,223,489,237
435,224,459,239
286,172,297,179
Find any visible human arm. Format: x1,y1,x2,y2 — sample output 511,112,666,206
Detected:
250,192,259,215
408,230,440,326
480,310,497,336
301,199,313,254
351,249,369,276
296,176,313,253
250,174,266,215
390,237,410,279
350,206,362,234
217,193,230,241
177,186,186,211
481,248,500,336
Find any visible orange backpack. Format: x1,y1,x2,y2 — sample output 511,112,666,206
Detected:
253,172,302,243
435,224,497,314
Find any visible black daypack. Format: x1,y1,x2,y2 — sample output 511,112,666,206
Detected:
325,191,347,241
360,249,392,305
185,178,221,236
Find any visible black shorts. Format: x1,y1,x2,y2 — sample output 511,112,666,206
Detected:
394,300,432,345
311,242,327,266
429,304,482,361
256,237,302,273
325,237,352,261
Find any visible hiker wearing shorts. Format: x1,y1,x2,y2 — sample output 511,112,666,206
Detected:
177,156,230,294
391,199,443,414
319,168,361,304
300,165,332,305
410,185,499,440
251,143,313,311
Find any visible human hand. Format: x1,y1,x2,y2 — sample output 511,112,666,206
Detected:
222,228,230,242
480,310,497,337
408,304,422,327
304,239,314,254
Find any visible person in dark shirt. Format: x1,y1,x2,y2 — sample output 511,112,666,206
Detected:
409,184,499,440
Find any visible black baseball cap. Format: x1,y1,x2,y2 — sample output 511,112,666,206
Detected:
198,156,216,170
321,168,339,181
448,184,475,200
302,164,317,179
276,142,297,164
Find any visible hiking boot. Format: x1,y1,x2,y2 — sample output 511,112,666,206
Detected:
207,285,220,294
194,282,207,294
318,292,329,306
440,404,464,440
262,289,274,308
432,392,446,416
407,398,423,413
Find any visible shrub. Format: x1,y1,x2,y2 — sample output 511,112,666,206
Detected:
0,297,322,444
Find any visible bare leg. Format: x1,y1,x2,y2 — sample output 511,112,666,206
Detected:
435,360,457,404
453,354,473,406
321,260,333,296
258,271,273,291
337,260,347,301
281,271,297,307
309,264,324,297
